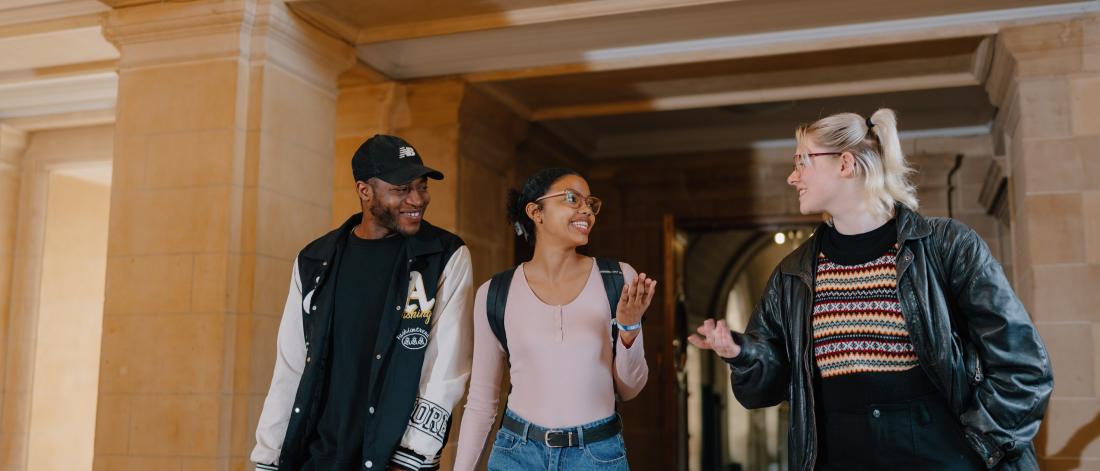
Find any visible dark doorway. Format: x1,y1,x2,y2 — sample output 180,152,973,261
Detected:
664,215,819,471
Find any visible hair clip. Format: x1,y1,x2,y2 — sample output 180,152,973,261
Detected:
513,221,525,237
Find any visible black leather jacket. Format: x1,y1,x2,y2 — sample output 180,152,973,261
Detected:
725,206,1052,470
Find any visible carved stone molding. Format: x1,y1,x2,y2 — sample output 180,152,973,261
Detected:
978,156,1010,225
103,0,353,92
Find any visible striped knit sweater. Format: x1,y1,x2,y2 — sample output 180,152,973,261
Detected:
812,244,920,378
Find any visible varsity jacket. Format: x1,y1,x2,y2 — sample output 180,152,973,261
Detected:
251,213,473,470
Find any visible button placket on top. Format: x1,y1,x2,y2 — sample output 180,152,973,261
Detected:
556,305,565,343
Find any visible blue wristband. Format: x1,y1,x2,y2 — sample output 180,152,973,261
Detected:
615,320,643,331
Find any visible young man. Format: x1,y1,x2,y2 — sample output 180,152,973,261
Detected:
252,135,473,471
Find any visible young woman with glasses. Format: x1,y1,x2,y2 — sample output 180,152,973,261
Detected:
454,168,656,471
689,109,1052,470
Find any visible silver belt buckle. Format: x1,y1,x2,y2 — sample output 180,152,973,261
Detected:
544,430,573,448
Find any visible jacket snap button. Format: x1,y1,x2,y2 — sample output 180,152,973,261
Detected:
872,409,881,418
364,461,373,468
294,407,300,413
395,305,401,311
376,354,382,360
322,261,328,266
369,406,375,414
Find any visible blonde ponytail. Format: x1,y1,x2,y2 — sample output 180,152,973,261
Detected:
868,109,918,215
795,108,919,222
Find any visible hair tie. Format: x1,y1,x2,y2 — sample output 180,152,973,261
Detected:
866,117,875,130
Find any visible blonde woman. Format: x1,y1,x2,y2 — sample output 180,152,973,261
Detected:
690,110,1052,470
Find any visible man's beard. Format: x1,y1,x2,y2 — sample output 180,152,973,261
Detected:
370,200,413,235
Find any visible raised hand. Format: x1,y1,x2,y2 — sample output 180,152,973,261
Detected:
616,272,657,326
688,318,741,359
614,273,656,347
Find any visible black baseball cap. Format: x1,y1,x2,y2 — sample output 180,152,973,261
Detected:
352,134,444,184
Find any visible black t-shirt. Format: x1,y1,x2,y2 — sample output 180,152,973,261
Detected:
819,218,897,266
304,232,405,470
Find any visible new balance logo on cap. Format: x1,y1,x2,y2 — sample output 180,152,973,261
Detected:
398,147,416,159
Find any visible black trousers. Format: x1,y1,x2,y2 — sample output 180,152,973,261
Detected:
815,394,985,470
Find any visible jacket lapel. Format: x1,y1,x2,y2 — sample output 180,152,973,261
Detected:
894,205,932,278
780,223,825,288
372,222,446,360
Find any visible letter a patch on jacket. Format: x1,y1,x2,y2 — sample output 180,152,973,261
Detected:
403,271,436,325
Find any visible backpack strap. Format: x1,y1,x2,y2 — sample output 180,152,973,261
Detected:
595,258,625,357
487,267,517,357
490,260,625,357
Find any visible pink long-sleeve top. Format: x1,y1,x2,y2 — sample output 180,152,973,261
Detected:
453,259,649,470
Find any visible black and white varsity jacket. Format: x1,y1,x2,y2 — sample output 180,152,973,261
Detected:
251,213,473,470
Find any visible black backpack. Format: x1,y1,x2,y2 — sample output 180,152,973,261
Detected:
486,258,625,360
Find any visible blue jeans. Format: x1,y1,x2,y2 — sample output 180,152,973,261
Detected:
487,410,629,471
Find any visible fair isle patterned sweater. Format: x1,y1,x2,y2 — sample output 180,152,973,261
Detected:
811,244,920,378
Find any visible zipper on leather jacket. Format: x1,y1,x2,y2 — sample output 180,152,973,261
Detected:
803,328,818,471
969,344,984,385
798,272,818,471
973,356,983,384
895,249,950,399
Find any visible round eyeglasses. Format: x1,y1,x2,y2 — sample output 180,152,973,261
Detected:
534,190,602,215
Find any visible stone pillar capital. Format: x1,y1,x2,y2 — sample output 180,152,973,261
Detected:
250,0,356,95
985,14,1100,151
0,124,28,171
102,0,254,65
102,0,354,91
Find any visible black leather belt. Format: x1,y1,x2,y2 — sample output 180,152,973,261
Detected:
501,414,622,448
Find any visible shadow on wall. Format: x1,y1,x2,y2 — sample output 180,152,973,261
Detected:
1041,411,1100,470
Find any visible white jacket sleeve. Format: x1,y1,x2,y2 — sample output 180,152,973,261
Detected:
390,246,474,471
251,258,308,467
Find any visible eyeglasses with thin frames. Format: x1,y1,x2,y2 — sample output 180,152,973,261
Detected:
534,190,602,215
792,152,843,173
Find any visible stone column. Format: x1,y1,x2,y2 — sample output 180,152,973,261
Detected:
985,14,1100,469
0,124,28,470
95,1,352,468
332,65,399,224
333,74,465,227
